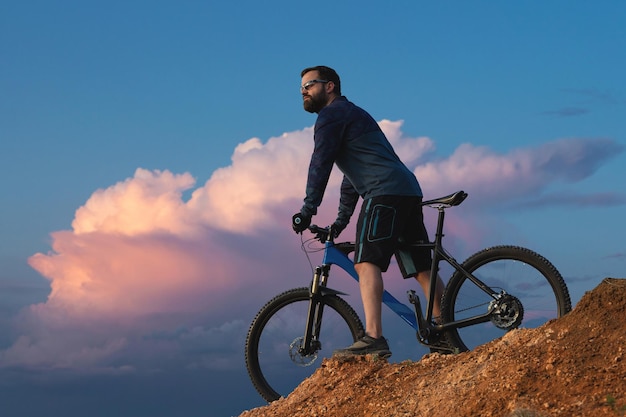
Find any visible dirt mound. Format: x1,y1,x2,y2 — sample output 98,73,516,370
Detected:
239,278,626,417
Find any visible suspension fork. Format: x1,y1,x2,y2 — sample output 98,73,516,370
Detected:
300,264,331,355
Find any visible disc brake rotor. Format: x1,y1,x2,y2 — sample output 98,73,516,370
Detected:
289,337,318,367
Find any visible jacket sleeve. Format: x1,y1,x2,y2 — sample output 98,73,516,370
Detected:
300,108,345,218
335,175,359,228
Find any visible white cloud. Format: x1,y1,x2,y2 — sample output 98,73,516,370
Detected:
187,127,316,233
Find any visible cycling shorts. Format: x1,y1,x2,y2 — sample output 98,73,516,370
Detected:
354,195,432,277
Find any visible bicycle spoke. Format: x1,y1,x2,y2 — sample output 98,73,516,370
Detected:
246,288,363,402
442,246,570,351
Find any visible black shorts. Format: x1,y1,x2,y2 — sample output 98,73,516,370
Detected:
354,195,432,277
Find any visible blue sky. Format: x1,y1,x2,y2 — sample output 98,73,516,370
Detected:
1,1,625,416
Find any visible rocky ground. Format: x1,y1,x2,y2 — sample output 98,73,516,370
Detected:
239,278,626,417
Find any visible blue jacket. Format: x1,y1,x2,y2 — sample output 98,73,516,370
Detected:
301,96,422,227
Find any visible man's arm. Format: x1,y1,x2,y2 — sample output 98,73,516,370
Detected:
300,110,345,218
333,175,359,234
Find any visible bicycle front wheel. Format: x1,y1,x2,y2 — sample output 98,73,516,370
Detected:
441,245,571,352
245,287,364,402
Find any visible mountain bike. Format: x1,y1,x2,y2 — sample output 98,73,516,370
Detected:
245,190,572,402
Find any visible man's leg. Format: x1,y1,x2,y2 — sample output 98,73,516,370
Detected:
354,261,384,338
333,261,391,357
415,271,445,319
334,196,394,356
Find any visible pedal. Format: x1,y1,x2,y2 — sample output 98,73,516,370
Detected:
426,335,460,355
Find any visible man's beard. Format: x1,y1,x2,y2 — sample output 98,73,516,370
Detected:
303,92,326,113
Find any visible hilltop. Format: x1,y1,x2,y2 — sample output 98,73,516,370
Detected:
240,278,626,417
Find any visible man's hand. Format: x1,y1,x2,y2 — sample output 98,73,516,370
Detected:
292,212,311,233
330,222,346,239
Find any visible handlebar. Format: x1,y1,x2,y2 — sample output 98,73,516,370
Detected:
307,224,332,243
304,225,356,257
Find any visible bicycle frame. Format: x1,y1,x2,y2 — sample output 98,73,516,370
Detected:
321,243,419,329
309,200,501,347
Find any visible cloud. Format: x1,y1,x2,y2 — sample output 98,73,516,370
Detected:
542,87,625,117
1,121,622,371
187,128,314,234
188,121,434,234
561,88,623,106
414,137,624,206
603,252,626,261
512,191,626,209
72,169,197,236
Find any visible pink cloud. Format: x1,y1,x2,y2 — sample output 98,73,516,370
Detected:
28,231,239,317
1,121,619,370
415,137,621,202
188,128,316,233
73,169,197,236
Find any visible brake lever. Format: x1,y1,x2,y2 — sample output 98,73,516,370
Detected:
309,225,330,243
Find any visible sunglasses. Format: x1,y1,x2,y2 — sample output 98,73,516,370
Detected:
300,79,329,91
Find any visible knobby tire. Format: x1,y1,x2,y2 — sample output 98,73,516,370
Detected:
440,245,572,352
245,287,364,402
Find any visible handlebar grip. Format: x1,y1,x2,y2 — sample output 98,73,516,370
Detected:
308,225,331,243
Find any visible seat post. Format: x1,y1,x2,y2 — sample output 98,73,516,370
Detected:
434,206,446,245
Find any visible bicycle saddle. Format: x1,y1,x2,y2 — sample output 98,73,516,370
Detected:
422,190,468,207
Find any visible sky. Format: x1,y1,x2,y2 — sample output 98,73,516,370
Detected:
1,1,625,416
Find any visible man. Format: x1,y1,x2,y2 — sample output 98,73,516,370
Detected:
292,65,445,358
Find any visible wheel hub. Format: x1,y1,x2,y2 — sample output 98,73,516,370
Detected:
289,337,319,367
489,294,524,330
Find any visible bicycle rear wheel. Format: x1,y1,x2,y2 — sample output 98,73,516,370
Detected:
245,287,364,402
441,245,571,352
